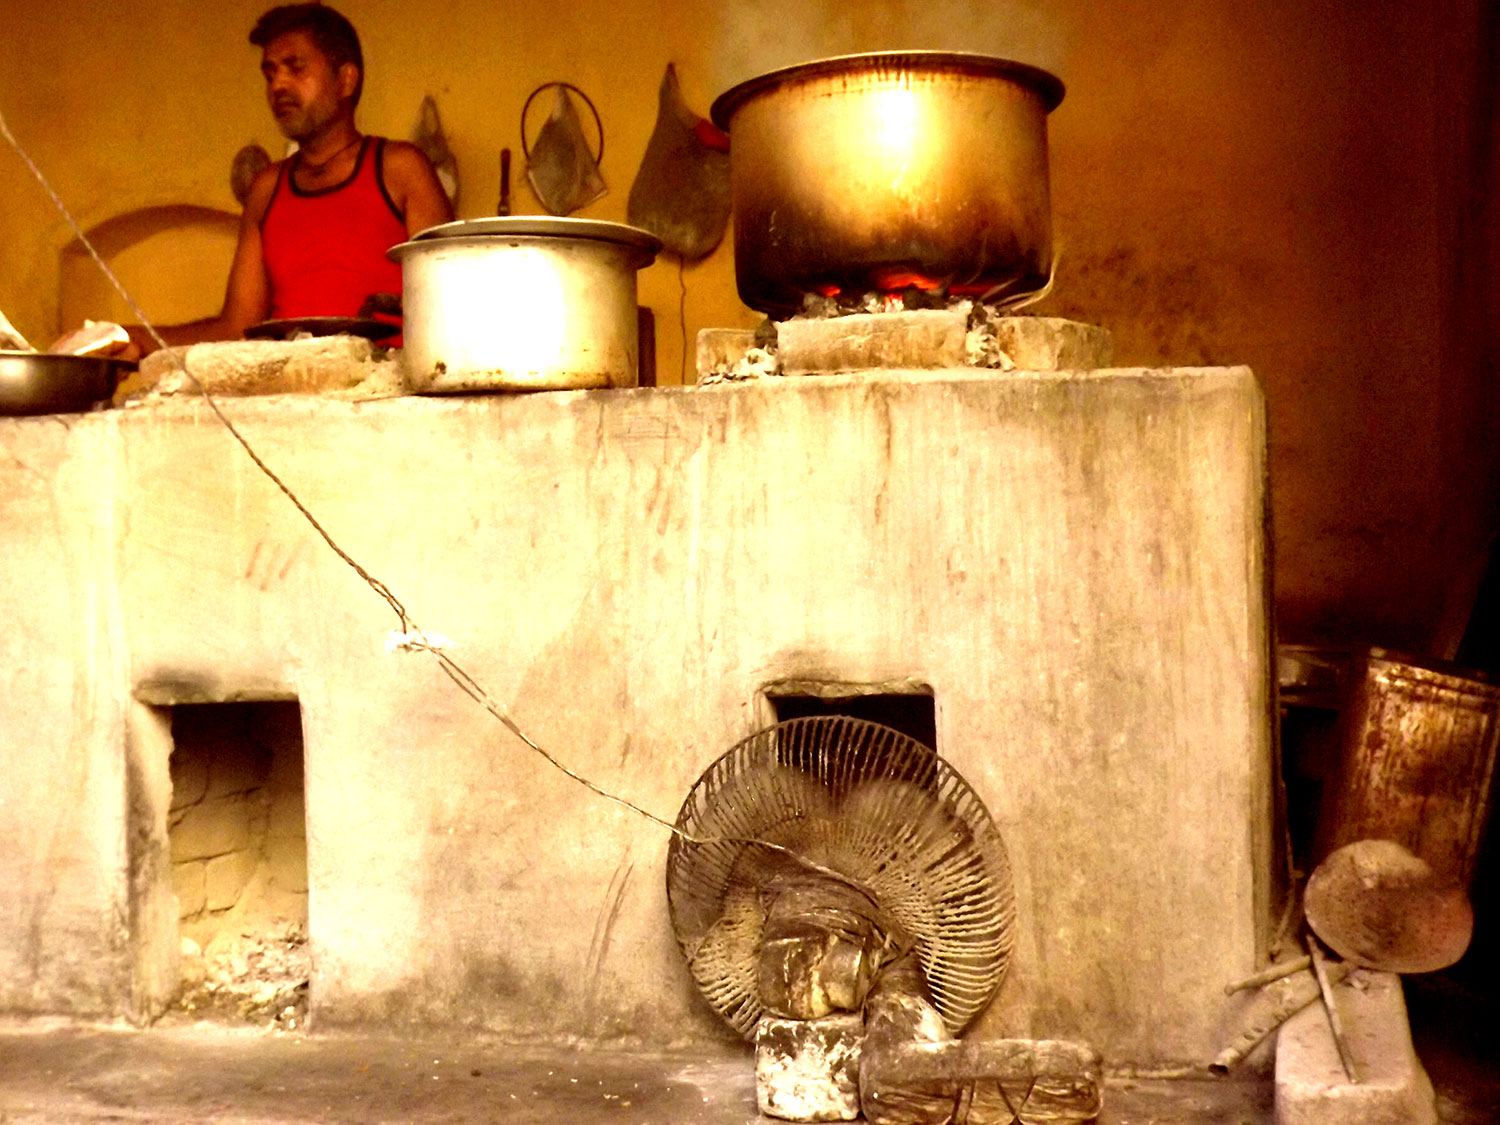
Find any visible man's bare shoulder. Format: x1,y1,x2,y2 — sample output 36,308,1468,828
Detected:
242,160,285,223
379,139,453,230
381,139,439,177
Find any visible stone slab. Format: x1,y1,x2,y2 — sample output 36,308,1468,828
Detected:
1275,969,1436,1125
133,336,386,398
988,316,1114,370
861,1038,1103,1125
696,327,758,380
169,753,209,811
0,367,1271,1064
777,309,968,374
756,1014,863,1122
776,311,1112,376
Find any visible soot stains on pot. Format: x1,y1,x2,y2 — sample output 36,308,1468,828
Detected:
717,52,1061,317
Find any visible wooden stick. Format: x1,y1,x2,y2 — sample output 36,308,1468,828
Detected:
1269,875,1304,961
1210,961,1350,1073
1306,932,1360,1084
1224,955,1312,995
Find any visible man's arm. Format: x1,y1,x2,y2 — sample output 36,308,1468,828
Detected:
125,165,279,356
381,140,455,236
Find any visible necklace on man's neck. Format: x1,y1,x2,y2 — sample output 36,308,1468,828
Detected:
297,134,361,175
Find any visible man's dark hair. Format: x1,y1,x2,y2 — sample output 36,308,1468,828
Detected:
250,4,364,104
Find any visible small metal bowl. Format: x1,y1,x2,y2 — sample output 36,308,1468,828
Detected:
0,351,133,416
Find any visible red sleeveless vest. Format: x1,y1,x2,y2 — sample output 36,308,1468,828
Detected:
260,137,407,319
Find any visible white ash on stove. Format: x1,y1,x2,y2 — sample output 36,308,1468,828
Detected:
698,345,781,385
966,302,1023,370
697,319,782,384
178,921,310,1030
792,288,959,319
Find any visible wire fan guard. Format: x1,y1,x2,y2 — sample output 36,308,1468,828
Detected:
666,715,1015,1038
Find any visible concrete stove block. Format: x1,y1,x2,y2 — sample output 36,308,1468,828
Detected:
1274,970,1436,1125
755,1013,863,1121
0,366,1272,1064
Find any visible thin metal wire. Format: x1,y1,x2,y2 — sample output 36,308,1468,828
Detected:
677,256,687,384
0,105,874,890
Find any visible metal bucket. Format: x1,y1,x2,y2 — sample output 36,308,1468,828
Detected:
1315,647,1500,888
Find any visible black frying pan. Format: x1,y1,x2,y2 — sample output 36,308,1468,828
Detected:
244,316,399,342
0,351,132,416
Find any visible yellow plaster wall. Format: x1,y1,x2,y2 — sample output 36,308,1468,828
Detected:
59,207,240,330
1,0,1494,652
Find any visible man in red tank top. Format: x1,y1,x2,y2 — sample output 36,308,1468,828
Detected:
125,4,452,354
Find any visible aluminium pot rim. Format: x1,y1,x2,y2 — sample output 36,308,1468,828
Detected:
392,216,662,269
710,50,1065,131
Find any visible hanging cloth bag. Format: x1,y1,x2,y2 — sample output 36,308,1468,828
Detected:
523,83,607,215
626,63,731,261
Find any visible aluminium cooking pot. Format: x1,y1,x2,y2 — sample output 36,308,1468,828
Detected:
711,52,1064,315
388,217,661,392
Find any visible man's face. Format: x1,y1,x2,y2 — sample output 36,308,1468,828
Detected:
260,30,356,142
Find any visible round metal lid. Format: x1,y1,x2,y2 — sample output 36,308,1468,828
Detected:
393,216,662,263
710,50,1066,130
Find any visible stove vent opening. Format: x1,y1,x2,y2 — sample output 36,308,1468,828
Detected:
764,682,936,751
166,700,309,1027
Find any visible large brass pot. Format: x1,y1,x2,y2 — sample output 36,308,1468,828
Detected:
711,52,1064,315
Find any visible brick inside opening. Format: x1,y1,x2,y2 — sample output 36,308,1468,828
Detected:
166,700,309,1025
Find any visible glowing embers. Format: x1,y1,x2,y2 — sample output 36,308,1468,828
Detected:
797,285,967,319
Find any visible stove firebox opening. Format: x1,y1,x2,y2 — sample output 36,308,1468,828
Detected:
165,701,309,1028
764,683,936,751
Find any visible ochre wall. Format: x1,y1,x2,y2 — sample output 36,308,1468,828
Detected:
1,0,1495,652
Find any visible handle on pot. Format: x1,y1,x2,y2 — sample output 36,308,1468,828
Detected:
358,292,403,318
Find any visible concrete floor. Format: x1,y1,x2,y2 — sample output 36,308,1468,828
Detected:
2,970,1494,1123
0,1019,1275,1124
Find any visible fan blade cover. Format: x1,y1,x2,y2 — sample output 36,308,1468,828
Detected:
666,715,1015,1038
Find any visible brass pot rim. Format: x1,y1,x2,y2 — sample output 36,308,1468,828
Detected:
710,50,1065,131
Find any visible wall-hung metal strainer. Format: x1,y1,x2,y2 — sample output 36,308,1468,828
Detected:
666,715,1016,1039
